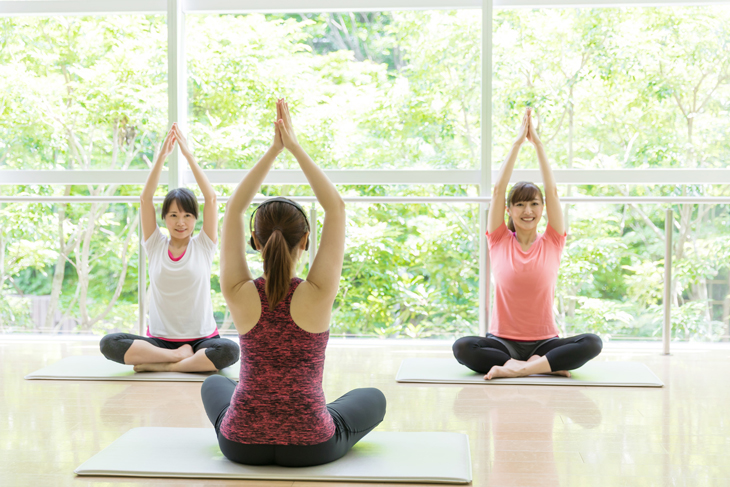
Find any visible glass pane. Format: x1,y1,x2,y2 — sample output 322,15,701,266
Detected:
208,185,480,339
493,6,730,169
187,11,481,170
1,198,142,334
558,195,730,342
0,15,167,171
336,201,480,338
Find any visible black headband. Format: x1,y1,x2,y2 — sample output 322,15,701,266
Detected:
249,197,310,251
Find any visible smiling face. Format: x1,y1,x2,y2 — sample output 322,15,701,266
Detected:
506,182,544,233
507,197,544,232
163,201,196,241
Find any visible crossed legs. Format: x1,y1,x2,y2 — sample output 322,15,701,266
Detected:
201,375,387,467
452,333,603,380
100,333,240,372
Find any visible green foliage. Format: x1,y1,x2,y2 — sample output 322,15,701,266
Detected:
2,7,730,341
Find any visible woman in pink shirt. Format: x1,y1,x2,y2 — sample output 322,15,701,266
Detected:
453,108,602,380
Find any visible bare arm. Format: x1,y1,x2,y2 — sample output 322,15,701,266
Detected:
140,127,176,242
173,124,218,243
277,99,345,302
220,114,285,300
527,114,565,235
488,109,530,233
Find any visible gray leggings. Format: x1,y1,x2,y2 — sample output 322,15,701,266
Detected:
100,333,240,370
201,376,387,467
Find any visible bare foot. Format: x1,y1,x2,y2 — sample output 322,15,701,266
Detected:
175,344,194,361
545,370,571,377
485,359,528,380
526,355,571,377
134,362,173,372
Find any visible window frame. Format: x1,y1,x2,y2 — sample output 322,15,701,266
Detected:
1,0,726,344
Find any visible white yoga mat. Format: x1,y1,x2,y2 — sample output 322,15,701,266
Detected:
396,358,663,387
75,427,472,484
24,356,239,382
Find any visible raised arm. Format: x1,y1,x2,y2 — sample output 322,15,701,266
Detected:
527,113,565,235
173,124,218,243
140,127,176,242
219,110,284,300
488,109,530,233
276,99,345,302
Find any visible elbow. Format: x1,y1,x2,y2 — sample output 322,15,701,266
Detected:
335,195,346,212
331,197,346,217
207,194,218,206
324,195,346,215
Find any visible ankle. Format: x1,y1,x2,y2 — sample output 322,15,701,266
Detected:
174,349,188,361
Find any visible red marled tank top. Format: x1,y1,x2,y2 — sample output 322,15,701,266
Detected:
220,277,335,445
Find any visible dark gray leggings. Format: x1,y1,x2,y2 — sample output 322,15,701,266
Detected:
201,375,387,467
452,333,603,374
99,333,240,370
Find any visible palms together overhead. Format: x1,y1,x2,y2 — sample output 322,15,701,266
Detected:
157,123,195,161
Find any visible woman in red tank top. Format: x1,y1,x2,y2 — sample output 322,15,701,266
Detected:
200,99,386,467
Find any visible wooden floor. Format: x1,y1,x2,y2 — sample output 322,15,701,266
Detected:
2,337,730,487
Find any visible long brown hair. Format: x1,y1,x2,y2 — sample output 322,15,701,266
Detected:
253,201,309,309
506,182,544,232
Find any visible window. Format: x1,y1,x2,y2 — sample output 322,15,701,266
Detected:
187,11,481,170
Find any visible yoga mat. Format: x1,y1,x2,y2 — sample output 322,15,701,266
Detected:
24,356,239,381
396,358,663,387
75,427,472,484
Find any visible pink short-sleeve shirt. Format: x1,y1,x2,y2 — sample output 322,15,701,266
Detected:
486,222,566,340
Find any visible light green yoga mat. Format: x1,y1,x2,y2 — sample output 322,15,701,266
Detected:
396,358,663,387
75,427,472,484
24,356,239,381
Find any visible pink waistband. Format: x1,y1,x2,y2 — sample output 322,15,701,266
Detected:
146,327,219,342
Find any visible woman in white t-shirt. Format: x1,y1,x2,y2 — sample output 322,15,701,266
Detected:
100,124,239,372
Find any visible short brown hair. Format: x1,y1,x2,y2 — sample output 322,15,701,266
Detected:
506,182,544,232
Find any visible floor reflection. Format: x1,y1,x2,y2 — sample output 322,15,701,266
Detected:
454,386,602,486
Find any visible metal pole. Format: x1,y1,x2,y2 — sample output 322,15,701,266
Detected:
167,0,186,190
138,215,146,335
10,195,730,205
478,0,493,336
663,207,673,355
309,203,318,272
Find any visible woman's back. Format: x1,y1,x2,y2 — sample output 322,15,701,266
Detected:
205,99,384,467
220,277,335,445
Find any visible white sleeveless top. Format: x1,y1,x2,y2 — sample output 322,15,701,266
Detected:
143,227,217,339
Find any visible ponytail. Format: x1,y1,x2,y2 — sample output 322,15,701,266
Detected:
253,199,309,308
507,215,516,233
261,229,294,309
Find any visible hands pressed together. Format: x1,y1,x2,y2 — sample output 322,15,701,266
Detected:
158,123,194,161
159,98,300,163
271,98,300,154
514,107,542,148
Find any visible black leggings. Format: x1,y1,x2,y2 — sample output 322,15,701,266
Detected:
452,333,603,374
99,333,240,370
201,375,387,467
